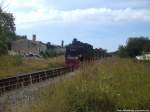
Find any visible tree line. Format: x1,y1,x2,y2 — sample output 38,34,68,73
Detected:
118,37,150,57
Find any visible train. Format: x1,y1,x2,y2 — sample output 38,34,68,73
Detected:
65,39,106,68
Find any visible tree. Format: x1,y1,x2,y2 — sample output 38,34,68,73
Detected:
0,11,15,32
118,45,128,57
126,37,150,57
0,6,16,55
118,37,150,57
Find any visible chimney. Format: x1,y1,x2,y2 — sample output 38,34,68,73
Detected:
32,34,36,41
61,40,64,48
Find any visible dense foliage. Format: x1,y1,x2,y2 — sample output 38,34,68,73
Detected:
0,7,16,55
118,37,150,57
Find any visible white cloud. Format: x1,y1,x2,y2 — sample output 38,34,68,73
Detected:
5,0,150,29
15,8,150,24
6,0,46,10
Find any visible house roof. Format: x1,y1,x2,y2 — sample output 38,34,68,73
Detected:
12,38,45,45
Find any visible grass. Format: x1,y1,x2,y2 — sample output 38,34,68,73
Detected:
3,58,150,112
0,55,65,78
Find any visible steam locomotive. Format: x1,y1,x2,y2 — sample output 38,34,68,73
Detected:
65,39,96,68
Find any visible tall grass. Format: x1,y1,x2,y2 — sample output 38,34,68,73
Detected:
9,58,150,112
0,56,65,78
0,55,23,67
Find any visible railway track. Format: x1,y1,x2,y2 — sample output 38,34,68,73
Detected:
0,67,74,96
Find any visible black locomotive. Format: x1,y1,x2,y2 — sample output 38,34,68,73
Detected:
65,39,95,68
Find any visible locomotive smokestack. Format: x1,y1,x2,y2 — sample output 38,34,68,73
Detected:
72,38,77,44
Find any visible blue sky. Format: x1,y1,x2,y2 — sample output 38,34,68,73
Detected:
4,0,150,51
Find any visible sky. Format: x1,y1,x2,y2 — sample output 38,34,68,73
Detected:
2,0,150,51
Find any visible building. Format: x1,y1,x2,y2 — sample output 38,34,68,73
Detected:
10,35,46,56
136,52,150,60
